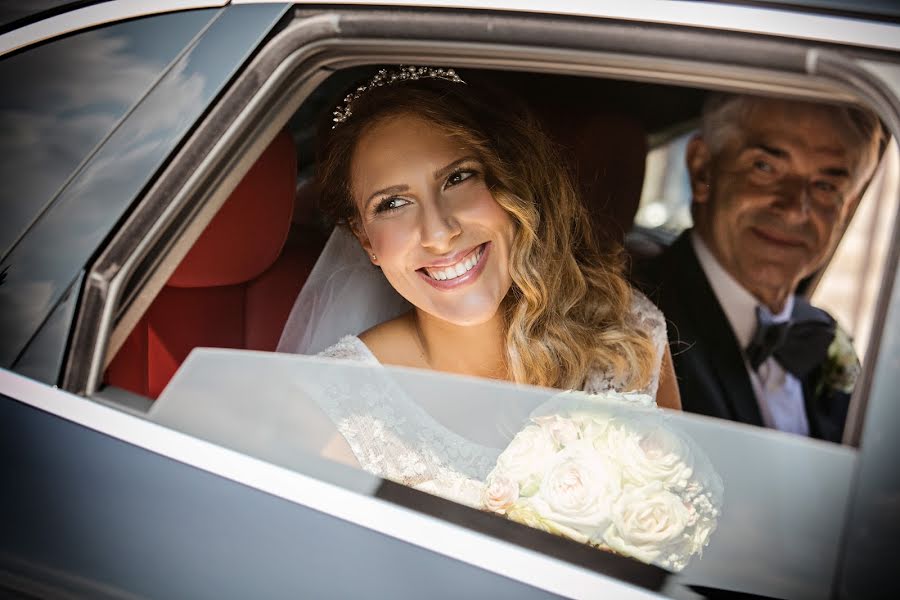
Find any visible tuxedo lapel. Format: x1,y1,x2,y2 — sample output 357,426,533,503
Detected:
665,234,764,427
794,298,848,443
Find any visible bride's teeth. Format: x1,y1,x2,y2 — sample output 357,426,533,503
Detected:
425,245,484,281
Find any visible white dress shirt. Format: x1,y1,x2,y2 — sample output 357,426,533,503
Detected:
691,232,810,436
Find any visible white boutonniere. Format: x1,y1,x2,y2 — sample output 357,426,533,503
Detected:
820,326,861,395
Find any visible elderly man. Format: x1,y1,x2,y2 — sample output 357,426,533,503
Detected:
637,94,882,442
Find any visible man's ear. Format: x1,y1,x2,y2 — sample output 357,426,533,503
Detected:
349,220,378,265
686,135,713,205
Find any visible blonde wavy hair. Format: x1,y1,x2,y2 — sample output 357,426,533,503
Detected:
318,74,655,390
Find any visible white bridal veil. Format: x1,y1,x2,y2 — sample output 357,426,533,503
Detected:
276,226,411,355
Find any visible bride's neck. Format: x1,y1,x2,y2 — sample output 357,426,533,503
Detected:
413,310,508,380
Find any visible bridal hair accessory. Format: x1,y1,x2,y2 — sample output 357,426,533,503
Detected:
332,65,466,128
482,390,723,572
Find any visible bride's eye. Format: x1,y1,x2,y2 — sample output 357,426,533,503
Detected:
374,196,409,214
444,168,477,189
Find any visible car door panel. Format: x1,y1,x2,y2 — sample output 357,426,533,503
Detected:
0,373,649,599
0,8,218,262
11,272,83,386
0,4,289,369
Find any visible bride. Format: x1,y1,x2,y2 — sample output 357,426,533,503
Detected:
287,66,680,407
277,67,722,570
275,68,723,569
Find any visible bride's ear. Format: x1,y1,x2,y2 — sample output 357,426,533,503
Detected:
349,220,378,266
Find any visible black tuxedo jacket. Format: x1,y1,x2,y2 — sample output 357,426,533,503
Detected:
634,231,850,443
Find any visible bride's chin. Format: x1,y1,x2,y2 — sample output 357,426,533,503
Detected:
419,302,503,327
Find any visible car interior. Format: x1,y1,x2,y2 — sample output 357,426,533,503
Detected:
101,66,873,402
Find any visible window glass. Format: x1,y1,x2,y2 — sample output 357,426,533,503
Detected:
0,10,215,259
154,350,857,599
811,139,899,360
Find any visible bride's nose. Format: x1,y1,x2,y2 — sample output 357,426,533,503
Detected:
419,198,461,252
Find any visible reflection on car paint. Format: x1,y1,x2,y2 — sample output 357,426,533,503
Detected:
0,10,216,260
0,4,288,368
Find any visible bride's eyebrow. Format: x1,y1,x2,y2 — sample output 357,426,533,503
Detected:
364,184,408,210
362,156,479,210
433,156,479,180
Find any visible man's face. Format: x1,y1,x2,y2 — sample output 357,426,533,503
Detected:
690,100,861,311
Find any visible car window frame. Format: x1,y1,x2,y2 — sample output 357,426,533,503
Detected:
70,8,900,434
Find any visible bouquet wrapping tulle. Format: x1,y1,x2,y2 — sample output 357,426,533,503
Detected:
481,391,723,572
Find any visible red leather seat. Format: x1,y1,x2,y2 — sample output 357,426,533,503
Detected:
540,111,647,247
107,131,320,399
476,71,648,247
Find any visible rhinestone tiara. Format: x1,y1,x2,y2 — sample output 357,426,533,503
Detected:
331,65,466,129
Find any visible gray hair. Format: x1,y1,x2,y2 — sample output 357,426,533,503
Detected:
700,93,884,194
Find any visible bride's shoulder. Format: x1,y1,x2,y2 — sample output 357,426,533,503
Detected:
628,287,662,319
358,313,409,347
627,287,667,345
357,312,425,368
318,313,424,368
318,335,377,362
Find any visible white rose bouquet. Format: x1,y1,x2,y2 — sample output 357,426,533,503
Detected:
482,391,723,572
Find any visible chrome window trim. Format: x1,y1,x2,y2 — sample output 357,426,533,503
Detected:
0,0,229,58
233,0,900,53
0,367,661,600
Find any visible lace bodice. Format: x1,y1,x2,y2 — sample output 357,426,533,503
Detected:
314,290,668,506
584,290,668,397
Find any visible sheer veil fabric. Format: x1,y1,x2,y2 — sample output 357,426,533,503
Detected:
277,227,411,355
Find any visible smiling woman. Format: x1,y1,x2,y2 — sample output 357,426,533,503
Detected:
313,68,679,407
351,114,516,335
273,66,707,570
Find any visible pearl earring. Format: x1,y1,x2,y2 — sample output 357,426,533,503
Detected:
371,253,377,260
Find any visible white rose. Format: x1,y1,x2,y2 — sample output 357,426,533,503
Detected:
528,440,622,541
496,424,556,495
603,419,694,490
603,482,691,568
580,415,612,447
533,414,581,448
482,473,519,514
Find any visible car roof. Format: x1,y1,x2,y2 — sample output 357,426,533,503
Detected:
715,0,900,21
4,1,900,60
234,0,900,53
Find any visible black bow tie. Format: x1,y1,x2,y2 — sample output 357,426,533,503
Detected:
745,304,834,379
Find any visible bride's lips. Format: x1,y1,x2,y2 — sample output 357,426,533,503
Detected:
417,242,490,290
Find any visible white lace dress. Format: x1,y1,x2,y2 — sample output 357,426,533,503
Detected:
315,290,668,507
